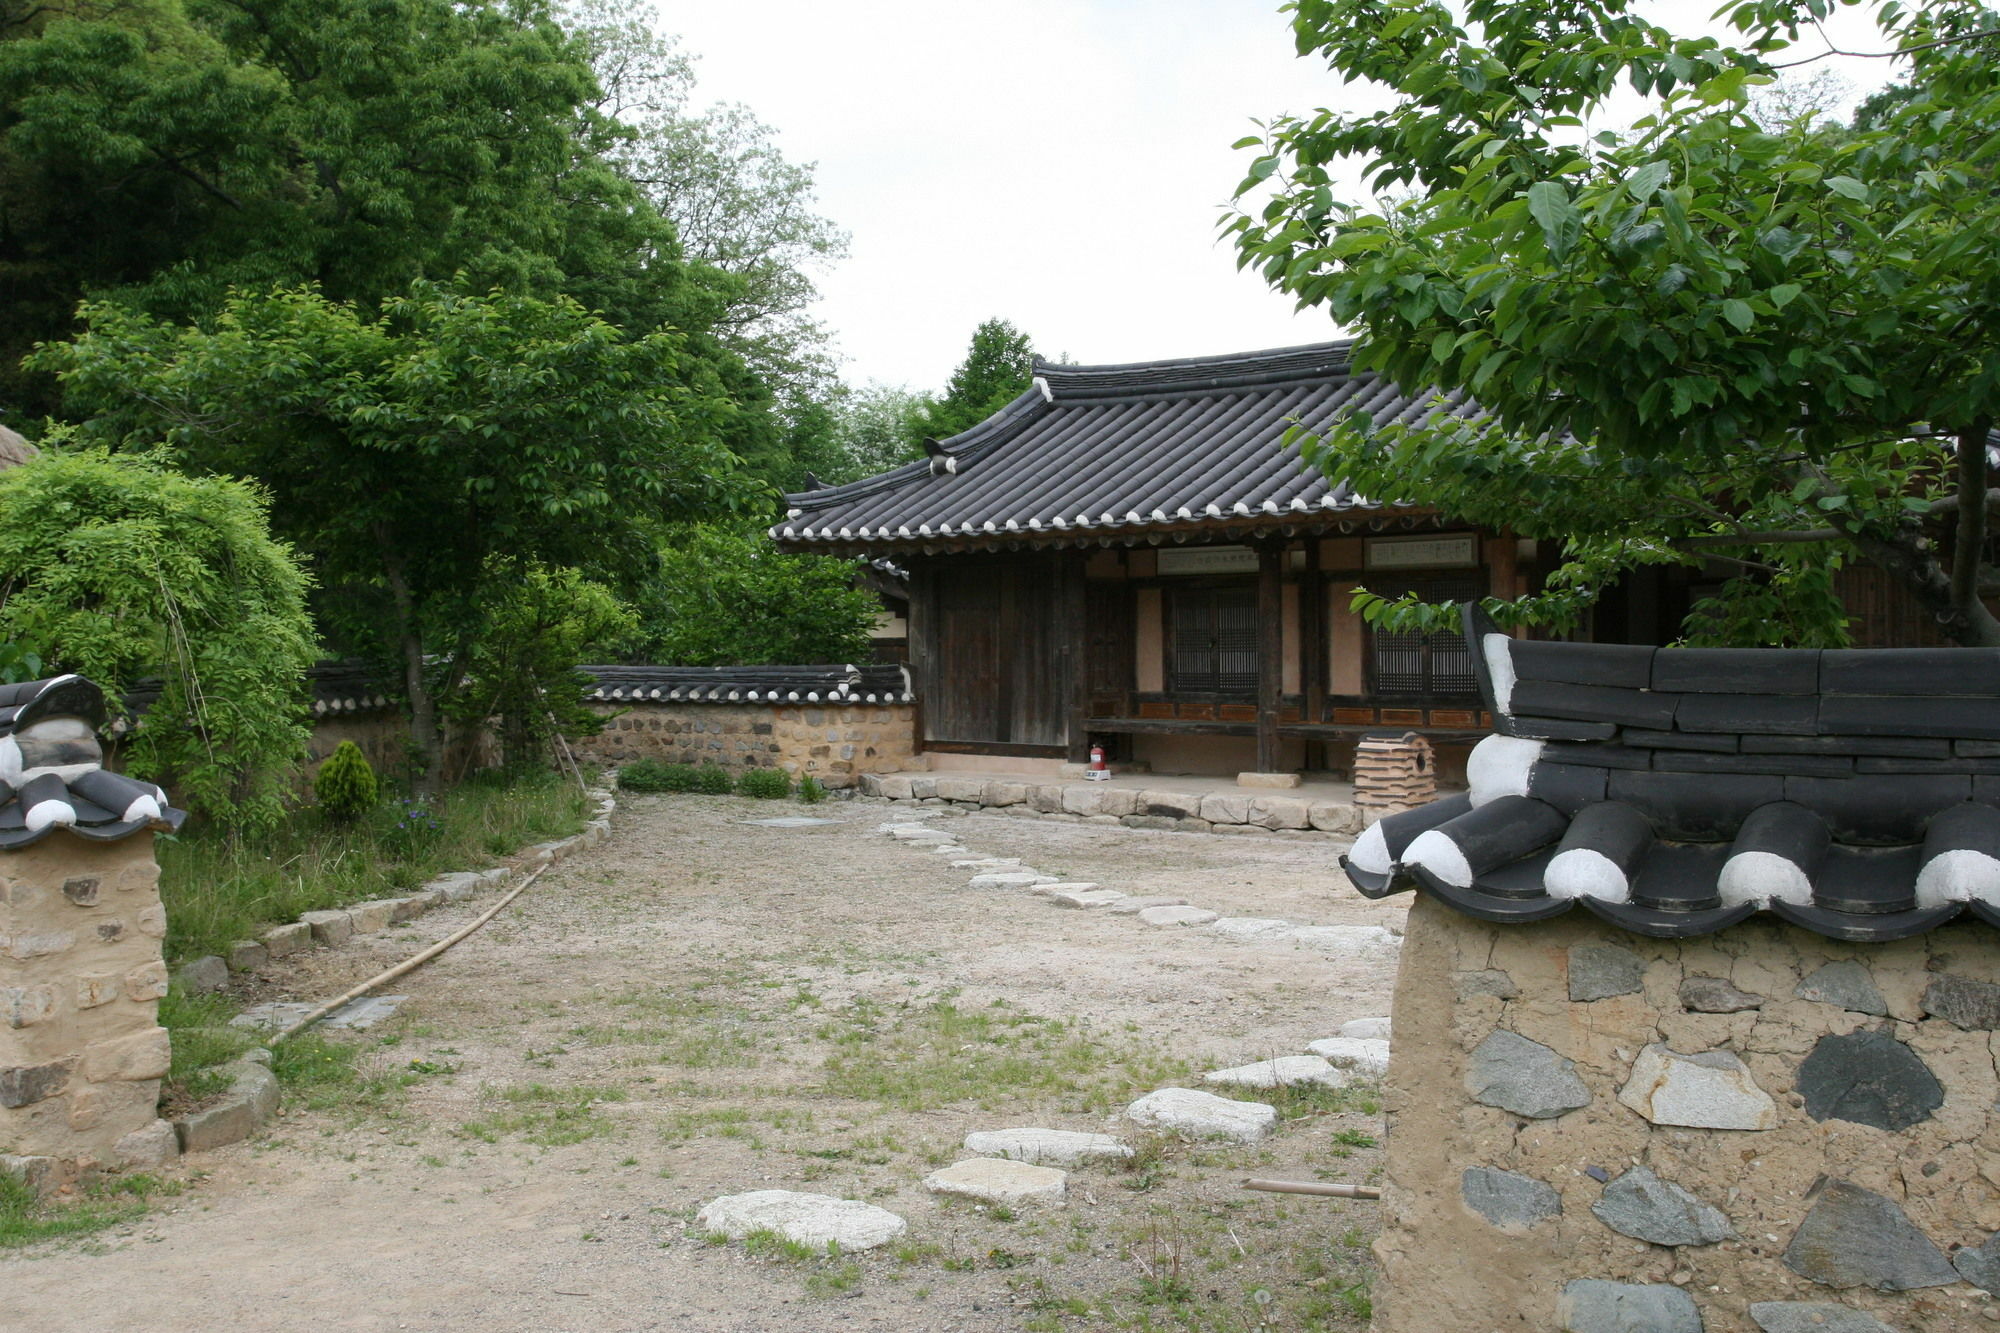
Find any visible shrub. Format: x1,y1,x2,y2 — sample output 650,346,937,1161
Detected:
617,760,699,793
313,741,378,821
797,776,827,804
694,764,733,794
736,768,791,799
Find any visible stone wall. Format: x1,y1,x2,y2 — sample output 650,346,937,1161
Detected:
578,702,917,789
2,833,174,1181
1374,895,2000,1333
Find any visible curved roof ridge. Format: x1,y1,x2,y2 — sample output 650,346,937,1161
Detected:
1035,340,1355,399
782,386,1050,511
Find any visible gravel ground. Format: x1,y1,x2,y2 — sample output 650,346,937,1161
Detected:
3,793,1406,1332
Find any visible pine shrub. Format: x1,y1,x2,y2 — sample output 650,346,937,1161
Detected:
694,764,733,794
617,760,697,792
313,741,378,821
797,776,827,804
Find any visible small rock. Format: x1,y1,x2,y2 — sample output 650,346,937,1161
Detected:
1461,1166,1562,1230
260,921,312,958
1123,1088,1277,1144
1618,1043,1776,1130
1338,1017,1391,1040
969,871,1057,890
175,955,229,995
1138,906,1219,928
1748,1303,1899,1333
1921,974,2000,1030
1286,924,1400,954
1954,1232,2000,1292
1466,1030,1592,1119
1047,888,1127,909
1104,896,1189,915
299,909,354,947
1203,1056,1345,1090
224,940,269,974
345,899,400,934
1797,1028,1943,1131
1557,1280,1703,1333
922,1158,1067,1205
1796,961,1888,1016
1305,1037,1390,1078
696,1190,907,1252
962,1128,1132,1167
1209,917,1294,942
1679,975,1763,1013
113,1118,180,1170
1782,1178,1959,1290
1591,1165,1735,1246
175,1061,279,1153
1569,943,1645,1002
1454,968,1520,1000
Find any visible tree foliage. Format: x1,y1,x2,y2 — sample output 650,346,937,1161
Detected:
0,449,316,827
1231,0,2000,645
0,0,708,417
34,283,748,788
916,318,1039,442
628,524,877,667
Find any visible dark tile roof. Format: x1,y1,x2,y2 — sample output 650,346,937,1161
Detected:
1341,606,2000,942
774,341,1473,549
0,675,185,850
585,664,912,705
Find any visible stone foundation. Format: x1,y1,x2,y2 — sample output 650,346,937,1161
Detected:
1375,895,2000,1333
579,702,917,789
2,834,173,1179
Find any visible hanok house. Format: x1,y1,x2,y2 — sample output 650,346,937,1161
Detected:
774,341,1538,785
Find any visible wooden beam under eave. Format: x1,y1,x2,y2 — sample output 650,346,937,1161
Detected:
1256,541,1284,774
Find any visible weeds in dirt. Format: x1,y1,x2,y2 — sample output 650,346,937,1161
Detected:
0,1172,182,1251
818,991,1187,1112
461,1083,627,1146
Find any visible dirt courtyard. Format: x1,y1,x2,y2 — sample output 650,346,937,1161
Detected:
4,794,1408,1332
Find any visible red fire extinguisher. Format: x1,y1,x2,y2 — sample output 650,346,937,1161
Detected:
1085,743,1110,780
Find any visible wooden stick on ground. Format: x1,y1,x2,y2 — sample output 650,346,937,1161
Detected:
1242,1178,1382,1200
269,863,550,1044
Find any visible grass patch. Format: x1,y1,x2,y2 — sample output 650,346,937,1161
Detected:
0,1172,181,1251
267,1029,433,1116
158,766,589,961
461,1083,627,1146
157,989,258,1117
819,992,1188,1112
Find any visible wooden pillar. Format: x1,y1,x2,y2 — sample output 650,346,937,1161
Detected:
1256,541,1284,773
1300,538,1327,770
1061,548,1091,763
908,560,934,753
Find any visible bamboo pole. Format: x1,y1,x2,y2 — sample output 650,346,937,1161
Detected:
1242,1178,1381,1200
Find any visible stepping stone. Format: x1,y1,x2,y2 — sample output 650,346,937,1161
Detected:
922,1158,1067,1205
1027,881,1100,896
1138,905,1219,928
952,857,1021,869
1306,1037,1391,1078
962,1128,1133,1167
1047,888,1126,909
741,817,842,828
1338,1017,1391,1040
930,845,970,855
1204,1055,1346,1090
1105,896,1189,915
1210,917,1294,942
1285,924,1402,953
231,1002,317,1032
696,1190,907,1252
1123,1087,1277,1144
323,995,408,1030
891,827,954,844
969,871,1057,889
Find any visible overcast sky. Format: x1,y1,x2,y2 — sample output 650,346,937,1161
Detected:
649,1,1895,394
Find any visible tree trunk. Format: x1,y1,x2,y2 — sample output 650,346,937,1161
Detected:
379,536,444,796
1861,421,2000,648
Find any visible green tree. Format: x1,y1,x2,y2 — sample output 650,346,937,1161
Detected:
34,283,748,789
449,563,636,770
628,524,877,666
798,383,931,487
1229,0,2000,645
917,318,1038,442
0,449,316,828
0,0,707,415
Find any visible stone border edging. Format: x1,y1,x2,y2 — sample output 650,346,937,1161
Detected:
855,773,1364,836
161,786,617,1158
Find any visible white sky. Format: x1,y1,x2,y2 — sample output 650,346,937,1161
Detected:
650,0,1898,394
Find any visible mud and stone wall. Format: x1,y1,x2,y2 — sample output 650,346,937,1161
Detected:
1375,894,2000,1333
578,702,917,789
2,833,175,1183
